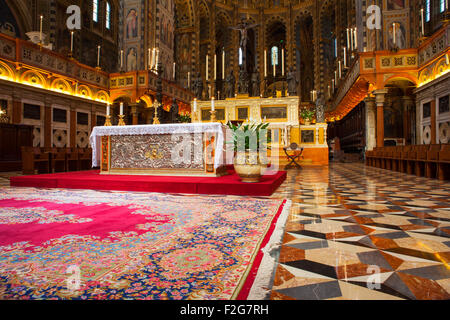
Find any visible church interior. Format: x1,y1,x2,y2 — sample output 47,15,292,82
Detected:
0,0,449,301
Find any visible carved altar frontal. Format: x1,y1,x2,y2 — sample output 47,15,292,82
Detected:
90,123,229,176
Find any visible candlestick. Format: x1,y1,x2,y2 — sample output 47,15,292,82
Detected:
264,49,267,77
188,71,191,88
334,71,337,84
214,54,217,80
222,50,225,80
173,62,176,79
273,60,276,78
70,31,74,53
281,48,285,76
346,28,350,49
206,54,209,81
350,28,354,51
338,61,342,78
97,45,101,67
393,23,396,45
332,79,335,92
39,15,43,44
343,47,347,67
148,48,151,69
354,28,358,50
118,114,126,126
421,8,425,36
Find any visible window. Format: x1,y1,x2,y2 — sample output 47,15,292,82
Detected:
271,46,278,66
425,0,431,22
440,0,446,13
93,0,99,22
106,2,111,29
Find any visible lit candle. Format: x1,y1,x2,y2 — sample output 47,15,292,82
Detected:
354,28,358,50
214,54,217,80
328,85,331,98
421,8,425,36
350,28,354,51
152,48,156,69
264,49,267,77
206,54,209,81
39,15,43,43
173,62,176,79
334,70,337,84
106,103,110,116
193,98,197,112
346,28,350,49
332,79,335,92
148,48,152,69
222,50,225,80
120,102,124,116
97,45,101,67
343,47,347,67
393,23,396,45
70,31,74,52
338,61,342,78
188,71,191,88
120,50,123,68
156,48,159,68
273,56,276,77
281,48,285,76
211,97,215,112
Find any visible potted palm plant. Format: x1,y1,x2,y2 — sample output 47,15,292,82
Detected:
300,108,315,125
227,121,271,183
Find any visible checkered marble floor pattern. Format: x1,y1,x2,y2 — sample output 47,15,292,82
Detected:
269,163,450,300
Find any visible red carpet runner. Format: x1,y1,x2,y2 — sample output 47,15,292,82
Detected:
10,170,287,196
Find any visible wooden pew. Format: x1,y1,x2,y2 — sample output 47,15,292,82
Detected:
399,145,412,173
438,144,450,180
77,148,92,171
426,144,441,178
45,147,67,173
65,148,79,171
21,146,50,175
414,145,429,177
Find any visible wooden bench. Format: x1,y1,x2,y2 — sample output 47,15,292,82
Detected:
425,144,441,178
438,144,450,180
21,146,50,175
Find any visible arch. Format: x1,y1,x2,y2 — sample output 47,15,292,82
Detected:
0,60,15,80
4,0,32,37
138,94,154,108
384,74,418,87
110,91,133,103
433,56,450,78
76,84,93,99
50,78,73,94
95,90,110,103
20,70,47,88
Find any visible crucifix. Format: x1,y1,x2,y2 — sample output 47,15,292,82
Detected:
229,18,259,73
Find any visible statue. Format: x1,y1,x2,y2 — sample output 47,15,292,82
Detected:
238,67,249,94
251,71,260,97
193,72,203,100
225,70,235,98
171,98,179,123
286,67,298,96
315,91,325,123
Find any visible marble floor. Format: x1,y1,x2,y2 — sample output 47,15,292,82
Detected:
1,163,449,300
269,163,450,300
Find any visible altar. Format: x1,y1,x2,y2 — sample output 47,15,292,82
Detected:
89,123,229,176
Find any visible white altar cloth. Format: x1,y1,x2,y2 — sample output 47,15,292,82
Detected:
89,123,228,169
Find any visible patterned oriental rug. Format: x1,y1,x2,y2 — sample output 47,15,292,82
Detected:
0,187,290,300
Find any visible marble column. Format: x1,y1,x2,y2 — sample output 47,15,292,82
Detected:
364,96,376,151
374,89,388,148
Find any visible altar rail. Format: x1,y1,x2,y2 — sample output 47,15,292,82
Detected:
21,147,92,175
365,144,450,180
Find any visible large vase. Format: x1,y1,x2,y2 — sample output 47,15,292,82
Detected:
234,150,263,183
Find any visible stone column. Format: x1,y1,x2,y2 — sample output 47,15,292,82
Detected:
70,106,76,148
430,99,437,144
374,89,388,148
364,96,376,151
43,103,52,148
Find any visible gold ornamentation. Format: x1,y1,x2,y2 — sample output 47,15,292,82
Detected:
145,145,164,160
118,115,126,126
104,115,112,126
